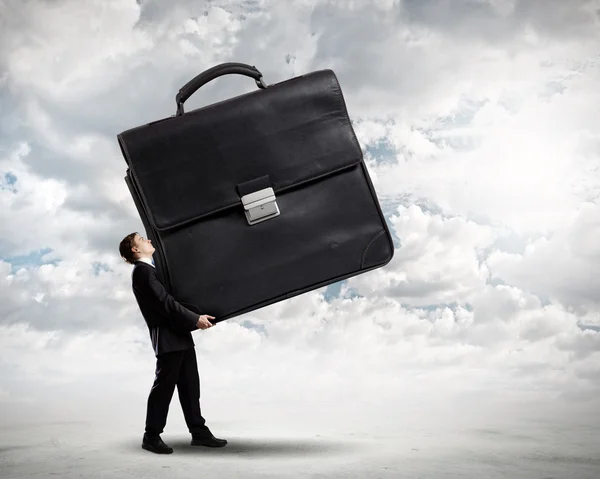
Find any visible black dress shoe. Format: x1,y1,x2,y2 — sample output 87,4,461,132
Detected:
191,428,227,448
142,434,174,454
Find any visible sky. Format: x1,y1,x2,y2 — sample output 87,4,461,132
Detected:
1,0,599,465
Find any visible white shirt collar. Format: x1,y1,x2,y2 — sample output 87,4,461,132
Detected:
137,257,155,268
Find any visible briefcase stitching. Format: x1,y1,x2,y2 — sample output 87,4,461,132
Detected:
360,230,386,269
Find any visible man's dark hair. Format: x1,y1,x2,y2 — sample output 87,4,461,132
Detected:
119,232,139,265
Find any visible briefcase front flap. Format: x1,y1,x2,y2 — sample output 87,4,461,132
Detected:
118,69,362,231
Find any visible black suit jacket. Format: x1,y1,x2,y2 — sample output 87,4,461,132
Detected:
131,260,199,356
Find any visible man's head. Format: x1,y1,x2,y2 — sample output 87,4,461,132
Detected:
119,232,155,265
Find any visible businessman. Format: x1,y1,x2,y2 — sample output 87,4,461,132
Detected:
119,232,227,454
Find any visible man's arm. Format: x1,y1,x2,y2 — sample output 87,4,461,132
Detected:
132,266,198,332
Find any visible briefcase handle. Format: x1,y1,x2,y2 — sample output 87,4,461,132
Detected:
175,62,268,116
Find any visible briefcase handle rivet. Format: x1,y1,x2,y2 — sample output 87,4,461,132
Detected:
256,76,268,89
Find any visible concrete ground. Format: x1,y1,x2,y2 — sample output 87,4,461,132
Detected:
1,415,599,479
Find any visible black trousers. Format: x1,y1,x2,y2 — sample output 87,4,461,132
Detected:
145,347,207,437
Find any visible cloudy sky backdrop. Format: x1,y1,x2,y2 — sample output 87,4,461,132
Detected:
1,0,599,475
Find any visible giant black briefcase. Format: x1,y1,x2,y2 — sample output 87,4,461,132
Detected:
118,62,394,323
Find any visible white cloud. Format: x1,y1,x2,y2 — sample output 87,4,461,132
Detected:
347,204,495,305
487,202,600,313
364,61,600,233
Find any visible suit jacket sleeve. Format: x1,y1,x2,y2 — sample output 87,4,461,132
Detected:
132,266,199,332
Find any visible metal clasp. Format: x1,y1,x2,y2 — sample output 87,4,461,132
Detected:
241,187,280,225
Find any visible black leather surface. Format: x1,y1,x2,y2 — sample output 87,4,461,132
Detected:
119,67,394,323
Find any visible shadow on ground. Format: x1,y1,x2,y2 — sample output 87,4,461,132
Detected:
116,436,362,457
0,445,34,454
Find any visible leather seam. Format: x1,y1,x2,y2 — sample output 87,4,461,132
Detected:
148,158,361,231
360,230,386,269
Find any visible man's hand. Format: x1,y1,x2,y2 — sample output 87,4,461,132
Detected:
196,314,215,330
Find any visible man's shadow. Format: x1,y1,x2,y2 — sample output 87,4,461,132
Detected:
119,435,358,457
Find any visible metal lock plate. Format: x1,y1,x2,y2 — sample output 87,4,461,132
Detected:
241,187,280,225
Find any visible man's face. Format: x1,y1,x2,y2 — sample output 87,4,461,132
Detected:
133,234,155,258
